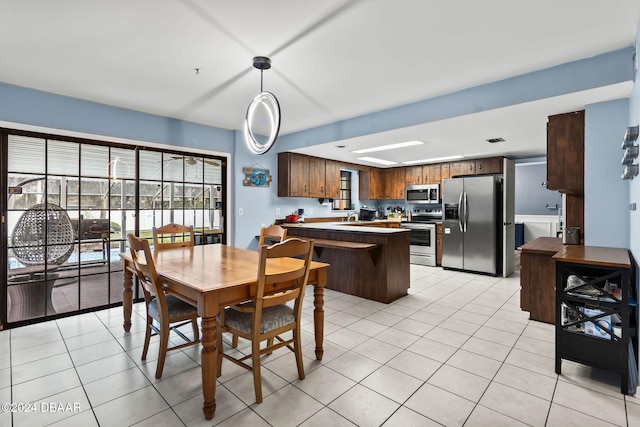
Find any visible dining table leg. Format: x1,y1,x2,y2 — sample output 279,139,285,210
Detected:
200,315,217,420
313,282,325,360
122,264,133,332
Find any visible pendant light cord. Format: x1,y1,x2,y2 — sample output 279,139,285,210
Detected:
260,69,264,92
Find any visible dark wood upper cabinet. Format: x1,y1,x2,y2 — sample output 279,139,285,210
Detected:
441,163,451,180
405,166,422,185
428,164,441,185
325,160,341,199
546,110,584,194
475,159,490,174
308,157,326,198
279,152,506,200
489,157,503,174
278,152,309,197
464,160,476,175
449,162,462,177
371,169,391,199
391,167,406,199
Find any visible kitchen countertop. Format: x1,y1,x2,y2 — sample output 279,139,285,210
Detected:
282,221,408,234
552,245,631,268
518,237,563,254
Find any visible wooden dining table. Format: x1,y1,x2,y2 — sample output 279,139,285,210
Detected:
119,244,329,420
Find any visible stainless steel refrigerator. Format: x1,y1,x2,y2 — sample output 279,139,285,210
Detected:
442,175,502,275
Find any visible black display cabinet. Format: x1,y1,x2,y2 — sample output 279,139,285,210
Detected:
554,246,637,395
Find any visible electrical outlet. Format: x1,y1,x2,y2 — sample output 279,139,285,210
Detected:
309,208,313,215
276,208,280,215
238,207,243,216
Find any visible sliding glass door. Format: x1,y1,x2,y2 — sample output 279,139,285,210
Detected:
1,130,226,328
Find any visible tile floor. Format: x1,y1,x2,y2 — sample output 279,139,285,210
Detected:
2,264,640,426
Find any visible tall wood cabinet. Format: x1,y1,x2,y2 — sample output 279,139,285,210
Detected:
547,111,584,194
546,110,585,236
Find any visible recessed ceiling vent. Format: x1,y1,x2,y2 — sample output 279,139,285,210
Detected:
486,137,505,143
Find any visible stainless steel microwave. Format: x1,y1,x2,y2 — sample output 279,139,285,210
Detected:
405,184,440,204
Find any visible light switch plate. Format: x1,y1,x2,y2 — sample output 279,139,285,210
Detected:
276,208,280,215
239,207,243,216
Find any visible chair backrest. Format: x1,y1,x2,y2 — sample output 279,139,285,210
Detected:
258,224,287,246
127,233,169,320
254,238,314,318
153,223,195,250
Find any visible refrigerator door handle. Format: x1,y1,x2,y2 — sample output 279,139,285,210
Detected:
458,191,464,232
463,192,469,232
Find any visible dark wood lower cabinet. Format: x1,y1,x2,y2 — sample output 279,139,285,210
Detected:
519,237,564,324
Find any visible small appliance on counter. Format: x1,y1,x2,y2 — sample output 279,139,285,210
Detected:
359,207,376,221
563,227,580,245
285,213,301,223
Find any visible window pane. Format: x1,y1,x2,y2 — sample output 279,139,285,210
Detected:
79,178,109,210
48,140,79,176
8,174,45,209
163,154,184,182
81,144,109,178
204,159,222,184
111,147,135,180
139,150,162,180
8,135,45,174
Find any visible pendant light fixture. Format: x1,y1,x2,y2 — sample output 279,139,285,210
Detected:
244,56,281,155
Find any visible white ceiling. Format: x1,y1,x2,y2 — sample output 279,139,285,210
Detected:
1,0,639,166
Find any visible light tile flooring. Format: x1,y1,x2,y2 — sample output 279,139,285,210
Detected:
2,264,640,426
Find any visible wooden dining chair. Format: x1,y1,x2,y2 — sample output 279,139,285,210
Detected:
127,233,200,379
152,223,195,250
217,238,314,403
257,224,287,246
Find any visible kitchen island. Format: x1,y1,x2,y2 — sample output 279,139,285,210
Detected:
283,222,410,303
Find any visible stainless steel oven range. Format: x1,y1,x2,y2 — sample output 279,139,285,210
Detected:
401,222,436,266
400,209,442,267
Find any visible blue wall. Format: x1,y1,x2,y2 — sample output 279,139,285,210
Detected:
277,48,634,150
630,29,640,262
0,82,235,152
584,99,630,247
514,162,562,215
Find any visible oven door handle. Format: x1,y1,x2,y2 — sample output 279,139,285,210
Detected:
458,191,464,232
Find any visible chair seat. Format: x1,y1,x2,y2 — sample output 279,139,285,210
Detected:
224,303,294,335
149,295,198,320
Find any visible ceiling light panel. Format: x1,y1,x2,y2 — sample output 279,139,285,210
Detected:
352,140,424,154
402,155,464,165
357,157,398,165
